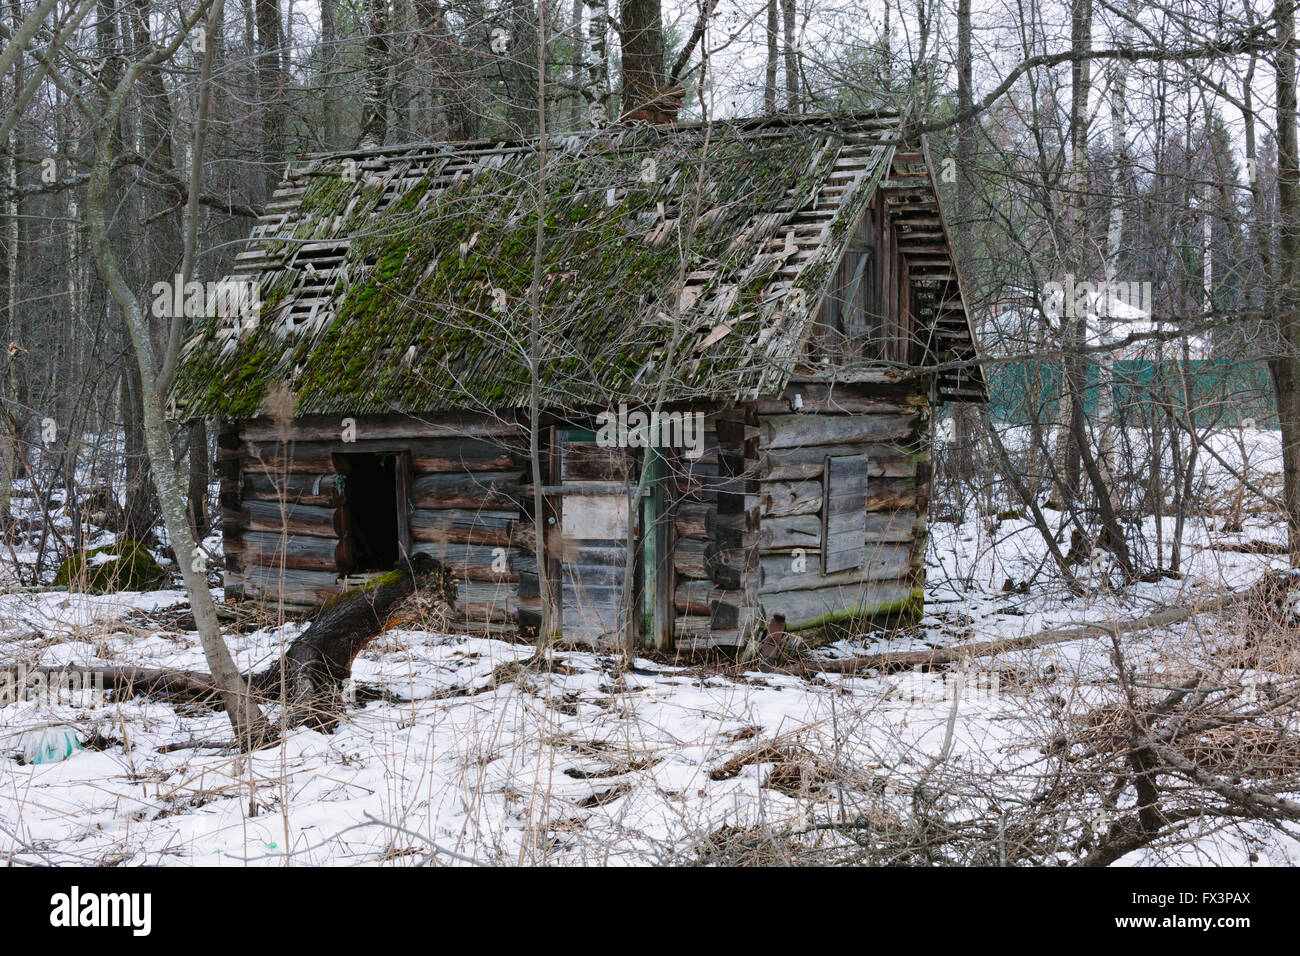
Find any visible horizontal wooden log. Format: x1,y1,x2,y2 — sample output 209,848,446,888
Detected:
755,385,924,416
759,578,918,631
242,499,346,537
241,473,343,507
758,443,916,481
759,413,915,450
675,578,713,615
241,411,525,443
761,478,917,517
240,438,522,474
709,589,759,632
232,531,353,573
409,542,522,582
758,544,912,593
674,501,712,539
453,581,517,624
751,510,923,551
760,480,821,517
410,508,518,546
673,614,712,636
240,449,336,474
236,565,343,607
412,439,524,473
673,537,710,579
708,543,758,590
410,471,523,509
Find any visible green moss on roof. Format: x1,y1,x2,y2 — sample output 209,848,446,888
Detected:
170,118,899,418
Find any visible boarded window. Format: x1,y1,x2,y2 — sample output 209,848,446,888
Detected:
553,429,634,643
821,454,869,573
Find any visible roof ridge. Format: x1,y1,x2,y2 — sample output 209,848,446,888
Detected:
292,110,907,165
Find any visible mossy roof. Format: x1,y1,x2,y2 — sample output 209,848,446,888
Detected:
170,112,978,419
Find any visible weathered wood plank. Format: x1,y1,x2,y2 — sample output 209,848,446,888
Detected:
759,443,915,481
674,579,712,615
673,537,710,579
242,499,346,537
241,438,522,474
674,501,712,539
759,413,915,449
233,531,353,572
409,541,522,582
410,471,523,509
241,411,524,443
758,544,911,592
242,473,344,507
761,478,916,517
754,385,924,416
239,565,342,606
410,509,518,546
759,578,916,630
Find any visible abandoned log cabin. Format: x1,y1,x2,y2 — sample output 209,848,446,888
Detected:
169,111,986,650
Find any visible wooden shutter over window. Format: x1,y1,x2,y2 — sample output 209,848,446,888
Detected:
822,454,870,573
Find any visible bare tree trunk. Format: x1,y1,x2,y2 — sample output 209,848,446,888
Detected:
530,0,559,648
781,0,798,112
763,0,778,113
1271,0,1300,565
581,0,610,125
255,0,286,195
1098,0,1136,514
120,365,157,541
0,45,18,526
186,420,209,538
619,0,663,116
359,0,390,146
507,0,540,134
569,0,583,128
320,0,340,146
948,0,976,479
1050,0,1091,510
89,132,269,746
82,0,269,747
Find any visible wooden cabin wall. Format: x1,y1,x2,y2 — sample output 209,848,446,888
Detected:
220,412,528,627
668,420,718,647
753,382,930,632
667,411,763,650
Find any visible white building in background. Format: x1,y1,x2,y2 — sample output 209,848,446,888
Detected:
982,280,1209,361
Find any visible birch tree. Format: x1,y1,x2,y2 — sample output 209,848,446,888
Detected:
73,0,271,746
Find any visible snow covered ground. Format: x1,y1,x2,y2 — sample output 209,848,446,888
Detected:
1,429,1298,866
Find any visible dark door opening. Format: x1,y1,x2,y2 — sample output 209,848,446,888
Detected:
337,453,403,572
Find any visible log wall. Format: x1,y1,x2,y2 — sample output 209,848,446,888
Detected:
221,412,528,627
220,387,934,646
753,381,930,632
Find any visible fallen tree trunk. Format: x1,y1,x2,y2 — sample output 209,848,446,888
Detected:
15,665,218,699
4,557,453,735
247,562,441,730
781,579,1276,676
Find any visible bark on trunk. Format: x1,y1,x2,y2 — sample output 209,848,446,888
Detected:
1273,0,1300,566
619,0,663,116
187,419,210,538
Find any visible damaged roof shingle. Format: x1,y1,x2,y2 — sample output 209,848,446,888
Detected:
170,111,981,419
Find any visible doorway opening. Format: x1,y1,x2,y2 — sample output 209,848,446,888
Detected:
336,452,405,572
